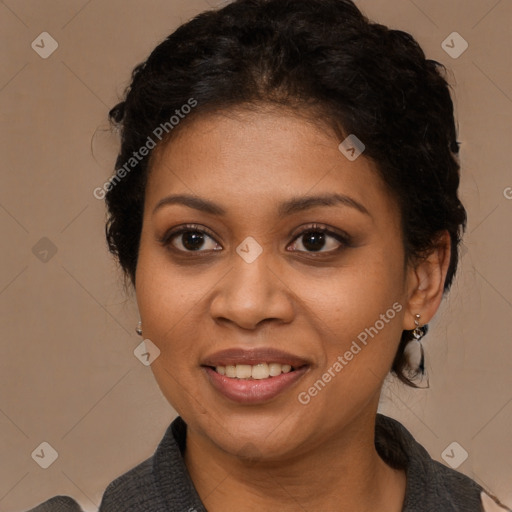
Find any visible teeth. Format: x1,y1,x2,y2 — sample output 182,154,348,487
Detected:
236,364,252,379
214,362,295,379
252,363,269,380
269,363,282,377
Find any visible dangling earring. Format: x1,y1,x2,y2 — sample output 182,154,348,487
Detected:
412,313,426,374
135,321,142,336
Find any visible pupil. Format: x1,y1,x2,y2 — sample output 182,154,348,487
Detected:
182,231,204,250
303,231,325,251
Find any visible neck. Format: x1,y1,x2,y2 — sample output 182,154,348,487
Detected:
183,405,406,512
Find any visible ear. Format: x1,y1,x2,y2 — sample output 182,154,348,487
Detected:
403,230,452,330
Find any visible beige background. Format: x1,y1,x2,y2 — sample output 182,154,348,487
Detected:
0,0,511,510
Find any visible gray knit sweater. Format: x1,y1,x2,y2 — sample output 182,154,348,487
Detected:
28,414,505,511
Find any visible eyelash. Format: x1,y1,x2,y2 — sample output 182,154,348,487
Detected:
158,223,352,256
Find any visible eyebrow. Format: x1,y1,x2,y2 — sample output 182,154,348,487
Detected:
152,193,370,217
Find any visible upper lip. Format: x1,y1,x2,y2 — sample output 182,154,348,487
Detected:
202,348,310,368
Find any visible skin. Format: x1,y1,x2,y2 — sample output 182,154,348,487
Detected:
135,104,451,512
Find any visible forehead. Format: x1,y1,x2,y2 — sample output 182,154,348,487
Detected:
145,107,396,219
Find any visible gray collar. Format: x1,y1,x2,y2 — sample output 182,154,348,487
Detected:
151,413,485,511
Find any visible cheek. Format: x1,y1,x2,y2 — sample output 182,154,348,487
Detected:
311,248,405,336
135,249,197,387
301,246,407,396
136,239,206,335
135,250,209,416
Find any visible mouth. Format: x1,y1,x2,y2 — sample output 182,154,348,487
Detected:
201,348,310,404
208,362,301,379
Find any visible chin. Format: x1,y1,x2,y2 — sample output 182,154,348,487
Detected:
194,407,314,459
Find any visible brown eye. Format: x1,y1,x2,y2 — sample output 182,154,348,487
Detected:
178,231,208,251
161,225,222,253
300,231,327,252
288,224,351,254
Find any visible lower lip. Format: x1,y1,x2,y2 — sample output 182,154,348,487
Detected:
203,366,308,404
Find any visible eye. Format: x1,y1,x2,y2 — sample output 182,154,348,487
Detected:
288,224,350,253
160,223,351,255
160,224,222,253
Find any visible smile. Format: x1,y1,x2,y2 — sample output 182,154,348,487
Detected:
213,362,294,379
201,348,311,404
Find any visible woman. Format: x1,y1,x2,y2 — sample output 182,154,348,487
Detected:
30,0,509,510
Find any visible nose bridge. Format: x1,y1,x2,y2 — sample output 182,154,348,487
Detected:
209,247,294,329
231,251,273,298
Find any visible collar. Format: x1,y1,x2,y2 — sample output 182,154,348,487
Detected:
151,413,485,511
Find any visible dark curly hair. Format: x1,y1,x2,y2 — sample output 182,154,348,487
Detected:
104,0,467,387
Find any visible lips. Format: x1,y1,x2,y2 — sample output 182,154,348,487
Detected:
202,347,310,368
201,348,310,404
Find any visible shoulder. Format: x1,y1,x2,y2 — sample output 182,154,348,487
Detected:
376,414,488,511
26,457,158,512
99,416,206,511
98,418,174,511
26,496,84,512
98,456,159,511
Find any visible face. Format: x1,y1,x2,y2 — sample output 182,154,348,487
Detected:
135,106,413,460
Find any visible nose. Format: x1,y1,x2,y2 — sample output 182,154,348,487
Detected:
209,254,295,331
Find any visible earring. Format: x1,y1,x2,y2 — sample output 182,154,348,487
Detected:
412,313,425,374
135,321,142,336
